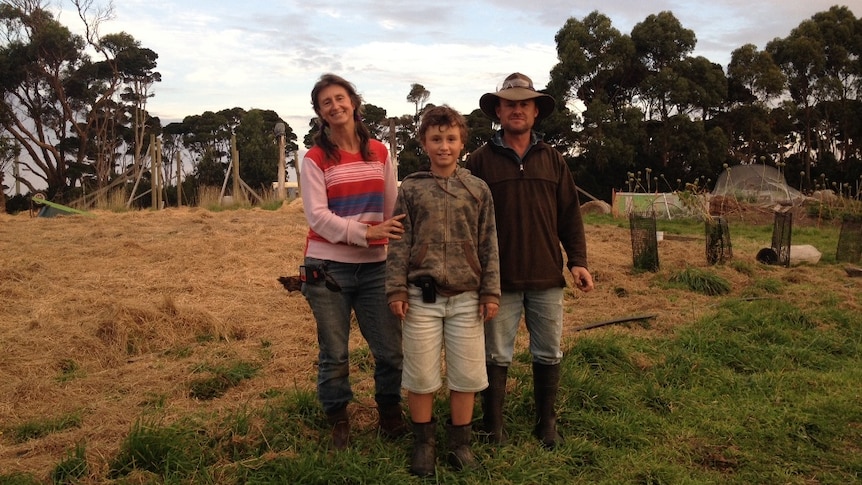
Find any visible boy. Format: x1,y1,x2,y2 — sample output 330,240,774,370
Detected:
386,105,501,477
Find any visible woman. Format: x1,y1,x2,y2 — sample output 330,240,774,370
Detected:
300,73,407,450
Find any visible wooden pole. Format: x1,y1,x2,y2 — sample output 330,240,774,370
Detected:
150,134,157,209
219,159,231,205
276,123,286,200
389,117,398,178
175,151,182,207
231,134,241,202
156,137,163,209
294,151,301,198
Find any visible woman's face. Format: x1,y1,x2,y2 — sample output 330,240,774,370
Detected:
316,84,355,128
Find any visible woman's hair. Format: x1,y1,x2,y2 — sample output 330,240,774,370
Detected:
418,105,467,144
310,73,374,162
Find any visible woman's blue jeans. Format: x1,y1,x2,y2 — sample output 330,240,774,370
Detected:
302,257,403,415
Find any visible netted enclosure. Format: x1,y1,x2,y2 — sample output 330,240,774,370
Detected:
771,211,793,267
705,216,732,265
711,164,806,204
629,211,659,272
836,215,862,263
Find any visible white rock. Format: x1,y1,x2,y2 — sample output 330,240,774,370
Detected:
789,245,822,266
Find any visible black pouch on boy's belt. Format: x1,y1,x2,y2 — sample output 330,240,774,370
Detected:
415,275,436,304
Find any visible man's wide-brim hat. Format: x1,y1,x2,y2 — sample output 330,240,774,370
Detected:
479,72,556,122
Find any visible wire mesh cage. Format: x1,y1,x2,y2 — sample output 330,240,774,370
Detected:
705,216,732,265
629,211,659,272
835,215,862,264
771,211,793,267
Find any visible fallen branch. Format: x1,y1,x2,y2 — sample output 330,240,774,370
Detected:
574,314,657,332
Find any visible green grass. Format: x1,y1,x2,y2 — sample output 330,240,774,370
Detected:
188,359,261,400
3,297,859,483
7,412,83,443
3,215,859,484
51,442,88,484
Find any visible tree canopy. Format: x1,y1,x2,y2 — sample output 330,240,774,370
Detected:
4,4,862,209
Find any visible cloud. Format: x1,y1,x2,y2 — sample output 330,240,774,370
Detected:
50,0,860,141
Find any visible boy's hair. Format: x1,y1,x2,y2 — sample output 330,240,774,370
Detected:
418,105,467,144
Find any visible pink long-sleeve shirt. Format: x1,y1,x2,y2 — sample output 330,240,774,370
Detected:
300,139,397,264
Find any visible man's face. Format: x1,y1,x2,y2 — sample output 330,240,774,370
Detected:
495,98,539,135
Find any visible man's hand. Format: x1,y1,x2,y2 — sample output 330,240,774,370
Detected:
571,266,594,292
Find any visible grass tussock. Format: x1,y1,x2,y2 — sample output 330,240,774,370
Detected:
669,267,731,295
95,295,232,358
8,412,83,443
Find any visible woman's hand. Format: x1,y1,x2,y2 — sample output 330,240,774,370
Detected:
367,214,406,241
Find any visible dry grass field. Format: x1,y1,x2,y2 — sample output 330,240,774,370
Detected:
0,199,856,478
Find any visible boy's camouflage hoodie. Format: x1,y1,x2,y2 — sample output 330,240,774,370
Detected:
385,166,500,306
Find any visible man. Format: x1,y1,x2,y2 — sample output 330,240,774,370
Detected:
466,72,594,449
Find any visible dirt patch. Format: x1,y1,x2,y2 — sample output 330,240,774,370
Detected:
0,202,855,478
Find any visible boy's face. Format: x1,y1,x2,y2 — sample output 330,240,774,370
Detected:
422,124,463,175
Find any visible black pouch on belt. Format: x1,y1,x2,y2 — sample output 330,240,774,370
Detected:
416,275,436,303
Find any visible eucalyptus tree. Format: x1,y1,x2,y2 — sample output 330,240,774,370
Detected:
394,113,425,178
0,0,159,200
464,108,493,156
721,44,786,165
362,103,388,140
406,83,430,121
0,134,20,211
181,109,235,187
549,10,639,119
235,108,296,191
630,11,697,122
765,6,862,189
549,11,645,198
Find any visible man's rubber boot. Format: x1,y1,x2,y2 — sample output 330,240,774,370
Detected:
326,405,350,450
378,402,408,439
481,364,508,444
533,362,564,449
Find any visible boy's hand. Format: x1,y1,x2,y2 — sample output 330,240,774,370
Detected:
389,300,408,319
481,302,499,322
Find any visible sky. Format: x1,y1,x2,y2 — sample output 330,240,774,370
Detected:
50,0,860,143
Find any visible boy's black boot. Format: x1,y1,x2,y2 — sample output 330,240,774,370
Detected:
446,419,479,471
410,418,437,477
